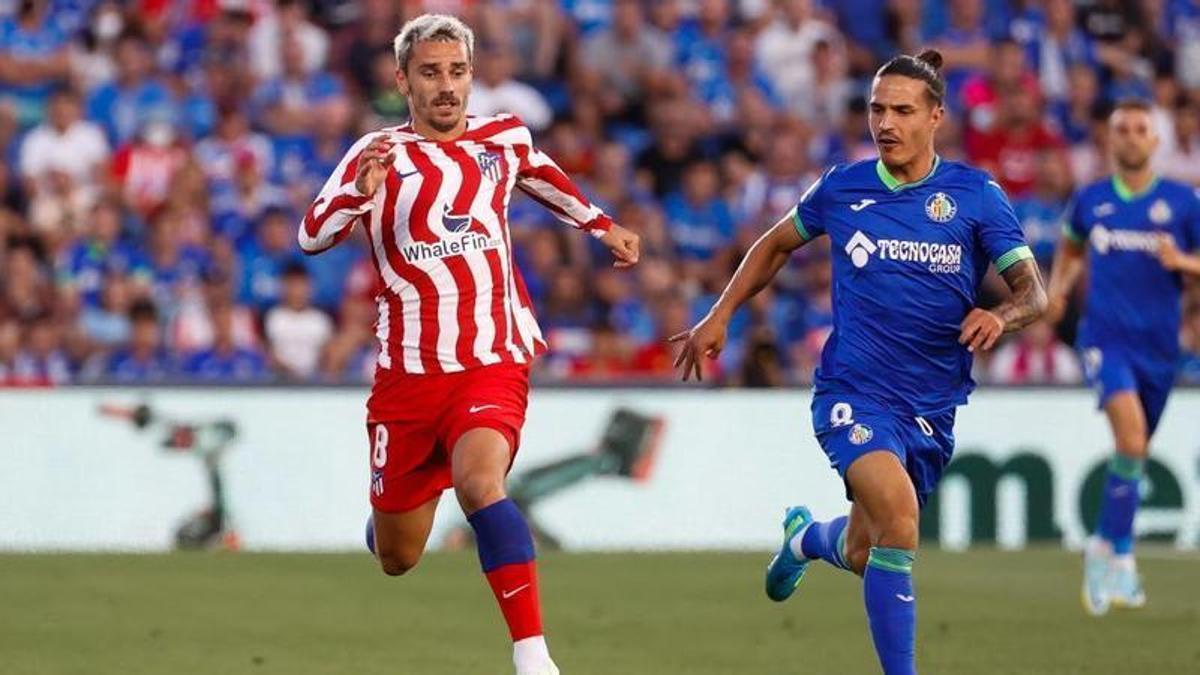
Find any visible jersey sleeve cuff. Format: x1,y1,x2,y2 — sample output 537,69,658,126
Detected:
584,213,614,238
994,245,1034,272
790,207,812,241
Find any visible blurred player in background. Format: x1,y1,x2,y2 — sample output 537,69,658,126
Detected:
1046,100,1200,617
298,14,639,675
672,51,1046,674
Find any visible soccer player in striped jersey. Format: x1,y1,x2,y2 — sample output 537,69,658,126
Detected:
299,14,639,675
1046,99,1200,616
672,51,1046,674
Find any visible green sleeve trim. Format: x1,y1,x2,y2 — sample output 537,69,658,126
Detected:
867,547,915,574
1109,454,1146,480
1062,222,1084,244
790,207,812,241
994,245,1034,273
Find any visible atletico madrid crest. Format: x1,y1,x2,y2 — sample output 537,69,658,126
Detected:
477,151,503,183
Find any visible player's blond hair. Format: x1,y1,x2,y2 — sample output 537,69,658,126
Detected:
393,14,475,73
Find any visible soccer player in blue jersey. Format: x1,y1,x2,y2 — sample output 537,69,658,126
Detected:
671,50,1047,674
1045,99,1200,617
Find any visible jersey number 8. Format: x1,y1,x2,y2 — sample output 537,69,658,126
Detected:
373,425,389,468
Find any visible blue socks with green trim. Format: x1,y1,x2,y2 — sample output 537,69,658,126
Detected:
864,546,917,675
1097,454,1144,555
798,515,852,571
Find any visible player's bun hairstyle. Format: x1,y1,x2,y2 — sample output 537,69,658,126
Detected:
393,13,475,74
875,49,946,107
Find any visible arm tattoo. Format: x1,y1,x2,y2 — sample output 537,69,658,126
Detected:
996,259,1048,332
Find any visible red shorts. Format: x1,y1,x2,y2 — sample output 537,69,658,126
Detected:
365,362,530,513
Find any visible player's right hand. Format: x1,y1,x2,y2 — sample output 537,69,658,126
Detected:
1157,234,1185,271
354,134,396,197
668,313,728,382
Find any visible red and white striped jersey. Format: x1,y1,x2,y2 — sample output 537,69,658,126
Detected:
298,114,613,375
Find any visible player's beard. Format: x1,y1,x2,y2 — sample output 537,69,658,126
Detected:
1114,151,1150,173
422,93,465,133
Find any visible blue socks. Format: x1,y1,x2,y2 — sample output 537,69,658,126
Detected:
796,517,917,672
1097,454,1144,555
864,547,917,675
799,516,852,571
365,500,537,571
467,498,536,572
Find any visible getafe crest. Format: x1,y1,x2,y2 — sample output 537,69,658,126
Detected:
1149,199,1172,225
925,192,957,223
477,151,503,183
848,423,874,446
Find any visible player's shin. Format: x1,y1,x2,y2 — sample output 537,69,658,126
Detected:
793,515,853,572
467,499,546,643
1096,454,1144,555
864,547,917,675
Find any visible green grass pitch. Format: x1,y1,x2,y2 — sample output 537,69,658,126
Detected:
1,548,1197,674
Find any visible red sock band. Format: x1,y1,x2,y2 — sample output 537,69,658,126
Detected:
484,560,543,641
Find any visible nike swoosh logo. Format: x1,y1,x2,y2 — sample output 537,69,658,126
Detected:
501,583,530,599
850,199,876,212
396,169,419,180
895,594,915,603
469,404,502,414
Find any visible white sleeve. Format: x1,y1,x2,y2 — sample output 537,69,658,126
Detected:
297,134,377,255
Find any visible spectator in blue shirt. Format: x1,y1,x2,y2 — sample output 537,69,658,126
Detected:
210,148,289,246
85,32,177,144
703,27,781,126
95,299,175,383
662,160,735,262
0,0,71,128
236,207,303,312
78,269,134,351
1013,150,1074,269
674,0,731,109
560,0,613,37
180,302,269,382
930,0,993,111
145,208,212,318
252,34,346,143
58,198,150,308
1019,0,1097,105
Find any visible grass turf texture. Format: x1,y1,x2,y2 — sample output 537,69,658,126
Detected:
1,548,1197,674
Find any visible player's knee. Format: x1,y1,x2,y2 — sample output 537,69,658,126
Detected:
873,513,919,550
377,547,422,577
454,473,506,514
1115,434,1148,458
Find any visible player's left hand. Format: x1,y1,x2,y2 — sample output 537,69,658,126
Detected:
668,312,729,382
600,224,640,269
1157,234,1184,271
959,308,1005,353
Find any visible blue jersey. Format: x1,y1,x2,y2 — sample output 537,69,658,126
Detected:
793,158,1032,415
1065,176,1200,371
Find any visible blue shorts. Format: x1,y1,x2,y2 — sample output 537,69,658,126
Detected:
811,394,956,508
1079,345,1174,436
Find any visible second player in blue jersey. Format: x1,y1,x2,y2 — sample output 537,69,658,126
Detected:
1046,100,1200,618
672,50,1047,675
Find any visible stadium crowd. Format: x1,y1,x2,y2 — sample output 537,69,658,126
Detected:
1,0,1199,386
